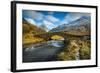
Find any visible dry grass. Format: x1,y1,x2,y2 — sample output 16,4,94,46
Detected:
23,33,45,45
57,39,91,61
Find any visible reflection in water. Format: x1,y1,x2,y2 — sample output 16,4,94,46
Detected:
23,40,65,62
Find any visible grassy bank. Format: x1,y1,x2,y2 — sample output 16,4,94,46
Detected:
57,39,91,61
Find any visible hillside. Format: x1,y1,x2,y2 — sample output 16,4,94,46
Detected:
23,18,46,34
50,16,91,36
22,18,46,46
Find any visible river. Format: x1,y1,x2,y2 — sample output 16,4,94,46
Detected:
23,40,65,62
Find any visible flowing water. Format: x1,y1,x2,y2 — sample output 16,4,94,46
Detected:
23,40,65,62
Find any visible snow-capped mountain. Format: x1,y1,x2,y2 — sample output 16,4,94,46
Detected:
50,16,91,35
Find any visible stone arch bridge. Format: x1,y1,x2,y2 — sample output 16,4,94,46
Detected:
33,32,89,41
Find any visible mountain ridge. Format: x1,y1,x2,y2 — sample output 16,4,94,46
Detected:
50,16,91,35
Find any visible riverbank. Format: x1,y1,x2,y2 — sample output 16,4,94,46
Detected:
57,39,91,60
23,40,65,62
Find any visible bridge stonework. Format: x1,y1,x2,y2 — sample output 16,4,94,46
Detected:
33,32,89,41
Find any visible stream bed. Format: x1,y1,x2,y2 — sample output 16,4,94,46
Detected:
23,40,65,62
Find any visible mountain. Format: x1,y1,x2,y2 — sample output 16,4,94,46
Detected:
50,16,91,35
23,18,46,34
39,24,49,32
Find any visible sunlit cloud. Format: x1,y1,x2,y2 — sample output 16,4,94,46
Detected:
64,12,90,23
24,18,36,25
23,10,44,21
45,15,60,23
23,10,90,31
60,12,90,25
43,20,57,30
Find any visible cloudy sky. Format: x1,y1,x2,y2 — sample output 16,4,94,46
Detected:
22,10,90,31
